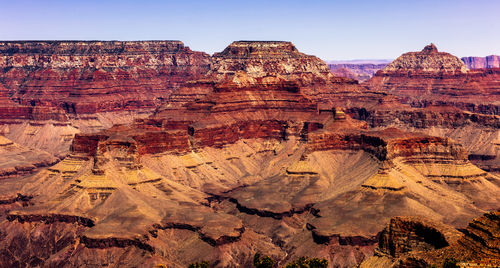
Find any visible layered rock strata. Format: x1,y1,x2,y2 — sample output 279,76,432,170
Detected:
329,63,388,82
0,41,210,160
1,40,500,267
365,44,500,116
462,55,500,69
207,41,367,105
361,211,500,267
2,69,499,267
0,41,210,119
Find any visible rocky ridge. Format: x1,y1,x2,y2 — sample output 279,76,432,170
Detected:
0,41,210,117
0,41,211,159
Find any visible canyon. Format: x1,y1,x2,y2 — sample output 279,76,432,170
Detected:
328,62,389,82
0,40,499,267
0,41,210,160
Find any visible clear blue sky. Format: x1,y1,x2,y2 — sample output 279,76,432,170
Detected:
1,0,499,60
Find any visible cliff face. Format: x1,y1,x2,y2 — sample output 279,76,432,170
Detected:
462,55,500,69
359,44,500,174
361,211,500,267
73,73,337,156
365,44,500,115
0,41,211,119
209,41,366,104
0,41,211,159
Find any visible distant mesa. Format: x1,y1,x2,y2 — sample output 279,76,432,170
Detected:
378,43,469,73
462,54,500,69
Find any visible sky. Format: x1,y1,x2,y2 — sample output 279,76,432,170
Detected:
1,0,499,60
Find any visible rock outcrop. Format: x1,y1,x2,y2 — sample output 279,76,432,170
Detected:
208,41,367,105
0,41,211,161
360,44,500,174
210,41,332,82
462,55,500,69
361,211,500,267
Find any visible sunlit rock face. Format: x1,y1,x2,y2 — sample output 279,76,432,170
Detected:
0,41,211,158
365,44,500,116
360,211,500,268
3,67,500,267
210,41,332,80
0,40,211,118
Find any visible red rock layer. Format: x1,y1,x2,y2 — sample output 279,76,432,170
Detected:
306,128,467,161
365,44,500,115
0,41,211,120
73,74,335,156
207,41,369,105
346,105,500,128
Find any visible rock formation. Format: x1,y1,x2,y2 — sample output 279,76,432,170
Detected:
462,55,500,69
2,63,500,267
361,211,500,267
329,63,388,82
360,44,500,175
0,41,211,159
0,40,500,267
0,41,210,118
207,41,366,105
365,44,500,116
0,135,58,179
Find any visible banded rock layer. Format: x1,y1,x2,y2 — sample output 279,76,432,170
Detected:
365,44,500,116
462,55,500,69
361,211,500,267
2,69,500,267
0,41,211,119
